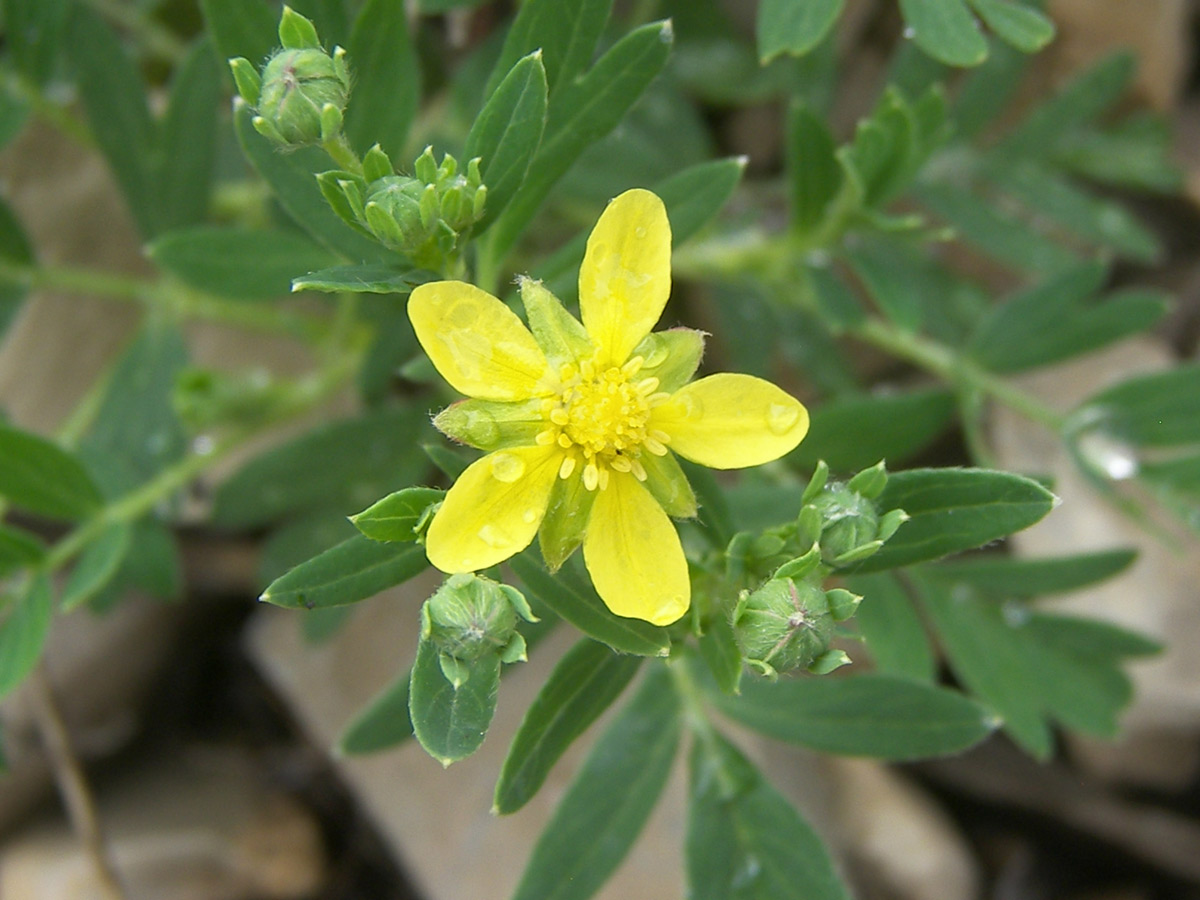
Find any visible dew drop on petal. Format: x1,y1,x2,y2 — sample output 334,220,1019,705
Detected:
634,226,647,238
766,402,800,435
677,394,702,419
490,452,526,483
477,524,512,548
641,335,669,368
522,509,538,524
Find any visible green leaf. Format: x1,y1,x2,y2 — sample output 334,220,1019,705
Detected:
291,263,428,294
512,665,680,900
484,0,612,99
687,731,850,900
698,613,743,694
899,0,988,67
846,572,936,681
149,227,338,300
655,157,746,244
214,408,432,528
789,387,955,473
495,638,641,815
260,536,429,609
465,52,549,231
156,39,221,232
343,0,419,161
787,104,841,234
966,0,1054,53
340,667,414,753
845,239,927,332
509,554,670,657
1051,115,1181,194
849,468,1058,573
409,635,501,766
233,101,393,262
1,0,69,86
80,322,188,490
1074,363,1200,448
757,0,844,62
710,671,996,759
0,425,103,520
0,87,30,154
928,548,1137,597
487,20,673,261
61,523,132,612
109,518,183,603
199,0,277,66
0,195,34,338
970,263,1170,373
0,525,44,576
1025,613,1161,661
258,513,358,587
0,575,53,698
66,6,157,237
351,487,445,542
952,37,1027,138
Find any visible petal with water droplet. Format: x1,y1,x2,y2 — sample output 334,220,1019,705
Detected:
583,472,689,626
425,444,560,573
655,373,809,469
579,189,672,368
409,281,551,401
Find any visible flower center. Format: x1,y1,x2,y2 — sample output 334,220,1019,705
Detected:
537,357,671,490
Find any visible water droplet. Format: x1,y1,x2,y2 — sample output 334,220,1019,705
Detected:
634,226,647,238
1076,429,1139,480
490,452,526,483
465,409,500,445
641,336,668,368
438,329,492,381
192,434,215,455
766,402,800,435
732,854,761,889
478,524,511,548
522,509,538,524
677,394,702,418
902,26,916,39
1002,601,1030,628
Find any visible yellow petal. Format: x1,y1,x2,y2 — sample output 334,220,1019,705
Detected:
583,472,689,626
409,281,551,401
579,189,672,368
654,373,809,469
426,445,560,572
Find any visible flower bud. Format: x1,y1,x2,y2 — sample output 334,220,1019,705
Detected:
732,578,836,677
812,484,879,563
422,574,535,662
363,176,427,250
254,46,350,146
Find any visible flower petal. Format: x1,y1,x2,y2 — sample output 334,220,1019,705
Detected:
655,373,809,469
583,472,689,626
426,445,560,573
579,189,672,367
409,281,551,401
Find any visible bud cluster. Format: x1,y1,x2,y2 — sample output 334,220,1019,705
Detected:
420,574,537,687
319,145,487,270
800,460,909,567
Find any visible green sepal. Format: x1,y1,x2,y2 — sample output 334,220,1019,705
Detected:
279,6,321,49
773,544,822,580
433,398,547,451
877,507,909,542
439,651,471,688
500,631,529,664
795,504,823,546
364,200,406,246
640,450,697,519
847,460,888,499
228,57,261,106
807,648,852,675
415,145,437,184
319,103,343,143
538,467,595,571
252,114,286,144
801,460,830,505
350,486,446,543
363,144,394,182
632,328,705,393
520,277,592,368
831,540,884,566
500,584,540,623
825,588,862,621
315,171,370,233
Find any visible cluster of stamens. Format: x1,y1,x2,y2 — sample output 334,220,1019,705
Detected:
536,356,672,490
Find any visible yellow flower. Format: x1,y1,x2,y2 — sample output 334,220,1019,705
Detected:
408,189,808,626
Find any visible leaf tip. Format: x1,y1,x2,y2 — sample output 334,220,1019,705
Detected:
658,18,674,44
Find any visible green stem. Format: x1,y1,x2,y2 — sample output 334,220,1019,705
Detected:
851,317,1066,433
667,655,743,795
79,0,188,64
321,134,363,175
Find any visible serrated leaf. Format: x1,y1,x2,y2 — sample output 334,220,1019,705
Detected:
509,553,670,657
966,0,1054,53
233,101,394,262
849,468,1058,573
291,263,429,294
343,0,419,161
465,52,548,231
487,20,673,261
899,0,988,67
1074,363,1200,448
61,523,132,612
0,574,53,698
409,636,501,765
260,536,428,609
789,387,955,473
710,670,996,759
495,639,640,814
846,572,936,681
0,525,44,576
928,548,1137,597
214,407,432,528
351,487,445,542
0,425,103,520
483,0,612,99
340,666,414,753
757,0,844,62
199,0,277,67
512,665,680,900
687,731,850,900
156,39,221,232
66,6,157,237
150,226,338,300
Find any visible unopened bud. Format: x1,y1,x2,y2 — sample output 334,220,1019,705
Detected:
422,574,536,662
254,46,350,146
732,578,836,677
